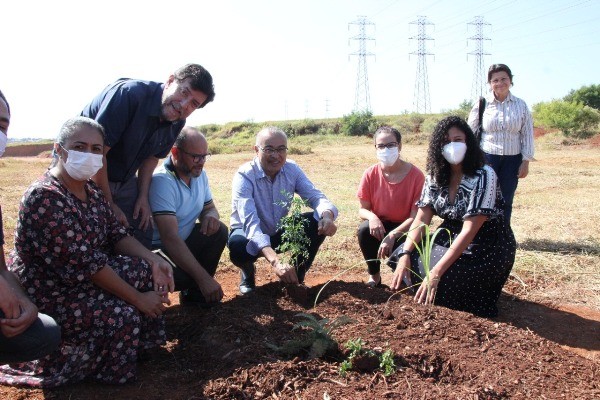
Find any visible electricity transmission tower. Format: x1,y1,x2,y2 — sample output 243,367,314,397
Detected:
409,16,434,114
349,15,375,113
467,16,491,99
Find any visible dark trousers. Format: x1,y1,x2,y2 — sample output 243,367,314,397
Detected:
109,176,153,249
227,212,326,283
156,222,228,291
357,219,405,275
0,312,61,364
484,153,522,225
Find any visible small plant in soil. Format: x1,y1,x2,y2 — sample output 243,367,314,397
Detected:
266,312,354,359
275,191,312,303
276,191,310,270
338,338,397,377
379,348,397,376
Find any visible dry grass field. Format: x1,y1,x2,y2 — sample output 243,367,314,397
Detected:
0,133,599,399
1,133,598,310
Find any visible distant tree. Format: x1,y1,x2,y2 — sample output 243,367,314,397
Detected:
533,100,600,138
564,84,600,110
459,99,474,114
341,110,376,136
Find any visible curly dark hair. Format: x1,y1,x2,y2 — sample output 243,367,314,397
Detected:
426,116,485,186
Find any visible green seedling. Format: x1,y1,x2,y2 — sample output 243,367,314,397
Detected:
267,313,355,359
338,338,396,377
276,191,310,271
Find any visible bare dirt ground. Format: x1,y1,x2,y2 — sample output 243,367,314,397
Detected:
1,137,599,399
1,264,598,400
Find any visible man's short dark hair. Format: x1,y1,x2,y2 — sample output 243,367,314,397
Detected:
173,64,215,108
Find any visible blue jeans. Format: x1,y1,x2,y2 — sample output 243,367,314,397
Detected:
0,311,61,364
227,212,326,283
484,153,522,225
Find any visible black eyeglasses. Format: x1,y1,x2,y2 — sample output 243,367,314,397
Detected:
258,146,288,156
375,142,398,150
179,148,211,163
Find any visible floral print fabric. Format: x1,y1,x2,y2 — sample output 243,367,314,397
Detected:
0,172,165,387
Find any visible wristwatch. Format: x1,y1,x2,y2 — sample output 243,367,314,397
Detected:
395,249,411,258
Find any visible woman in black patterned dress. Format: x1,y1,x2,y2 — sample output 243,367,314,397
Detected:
389,116,516,318
0,117,174,387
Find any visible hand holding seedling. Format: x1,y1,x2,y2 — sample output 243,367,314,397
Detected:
272,259,299,284
414,272,441,305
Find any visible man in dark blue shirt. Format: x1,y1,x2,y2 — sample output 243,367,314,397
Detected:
81,64,215,248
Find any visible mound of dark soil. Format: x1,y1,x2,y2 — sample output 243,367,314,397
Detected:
3,272,597,400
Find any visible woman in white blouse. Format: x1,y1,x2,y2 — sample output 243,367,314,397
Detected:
468,64,534,225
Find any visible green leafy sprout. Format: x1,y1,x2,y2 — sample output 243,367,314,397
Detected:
276,191,310,269
266,313,355,359
338,338,397,377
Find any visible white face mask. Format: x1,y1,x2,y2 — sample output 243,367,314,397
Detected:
61,147,103,181
376,147,399,167
0,131,7,157
442,142,467,165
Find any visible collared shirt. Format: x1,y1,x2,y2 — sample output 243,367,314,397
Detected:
81,78,185,182
468,92,535,161
230,158,338,256
149,157,213,246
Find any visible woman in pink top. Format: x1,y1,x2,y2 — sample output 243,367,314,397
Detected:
357,126,425,287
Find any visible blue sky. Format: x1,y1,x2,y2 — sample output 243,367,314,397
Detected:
2,0,599,139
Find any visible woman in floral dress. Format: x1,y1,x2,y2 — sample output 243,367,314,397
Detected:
389,116,516,318
0,117,174,387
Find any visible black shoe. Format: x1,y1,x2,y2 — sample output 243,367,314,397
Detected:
239,264,256,295
179,289,216,308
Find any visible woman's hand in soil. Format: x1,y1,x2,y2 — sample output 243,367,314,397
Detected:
272,260,299,284
390,255,411,290
414,273,441,305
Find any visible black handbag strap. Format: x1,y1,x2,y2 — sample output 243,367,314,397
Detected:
476,96,486,142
